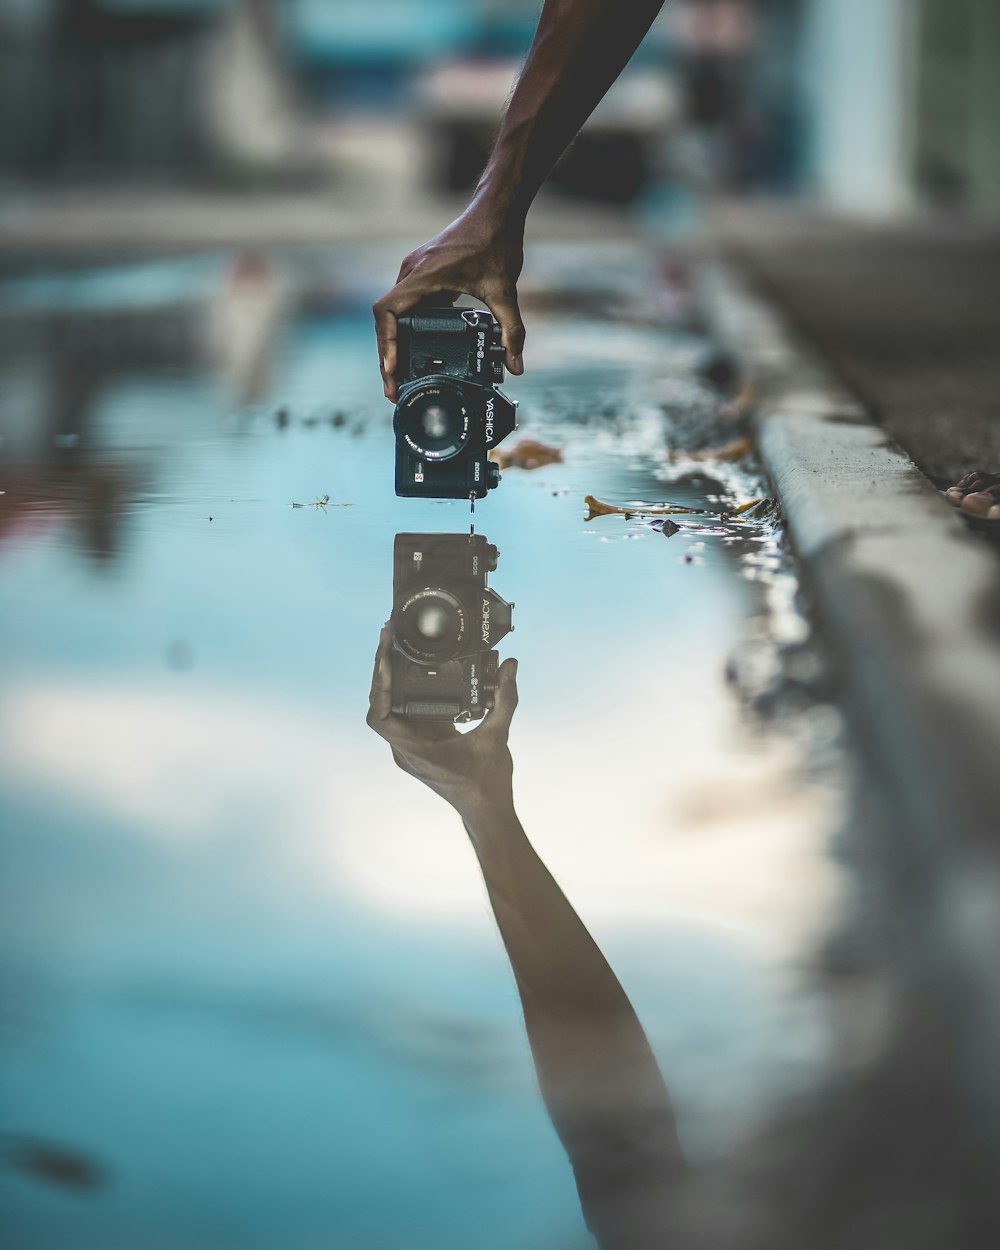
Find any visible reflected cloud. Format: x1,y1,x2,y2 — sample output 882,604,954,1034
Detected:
1,665,838,953
1,682,333,846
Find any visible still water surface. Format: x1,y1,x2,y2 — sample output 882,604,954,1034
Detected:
0,246,841,1248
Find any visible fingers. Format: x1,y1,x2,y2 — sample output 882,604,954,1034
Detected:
489,657,519,731
366,623,393,727
372,299,399,401
376,257,526,400
485,290,525,376
373,287,463,401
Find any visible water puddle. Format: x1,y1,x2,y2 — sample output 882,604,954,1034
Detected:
0,245,846,1248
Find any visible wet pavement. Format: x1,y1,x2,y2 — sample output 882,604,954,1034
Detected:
0,243,846,1248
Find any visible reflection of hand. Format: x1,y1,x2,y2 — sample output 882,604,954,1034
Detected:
372,206,526,402
367,623,519,820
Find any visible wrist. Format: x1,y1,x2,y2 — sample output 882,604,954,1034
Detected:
468,173,528,239
455,788,519,843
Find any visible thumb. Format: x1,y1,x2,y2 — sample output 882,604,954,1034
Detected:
490,657,519,729
486,292,525,376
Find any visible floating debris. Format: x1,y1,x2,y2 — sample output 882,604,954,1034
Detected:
291,494,351,510
719,382,757,422
720,497,771,521
681,435,754,463
697,349,740,393
490,438,563,471
584,495,708,521
1,1135,108,1191
585,494,770,524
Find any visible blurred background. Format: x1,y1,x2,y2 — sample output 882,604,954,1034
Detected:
1,0,998,221
2,4,1000,1249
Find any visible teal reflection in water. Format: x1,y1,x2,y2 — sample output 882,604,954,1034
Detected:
0,249,836,1249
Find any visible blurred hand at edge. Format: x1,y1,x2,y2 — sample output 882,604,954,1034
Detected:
372,206,526,401
366,622,518,820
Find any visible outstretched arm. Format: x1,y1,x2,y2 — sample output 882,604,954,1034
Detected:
367,628,686,1245
373,0,667,399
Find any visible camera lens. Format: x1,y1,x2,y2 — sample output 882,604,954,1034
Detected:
413,601,451,641
395,588,467,663
418,404,451,442
394,381,471,462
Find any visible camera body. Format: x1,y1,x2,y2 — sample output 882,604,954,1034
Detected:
393,307,517,499
391,532,513,721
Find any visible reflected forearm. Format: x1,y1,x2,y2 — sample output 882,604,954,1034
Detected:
474,0,666,228
460,796,685,1202
463,797,637,1016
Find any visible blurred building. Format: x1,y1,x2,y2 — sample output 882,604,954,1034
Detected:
0,0,297,178
800,0,1000,214
0,0,997,217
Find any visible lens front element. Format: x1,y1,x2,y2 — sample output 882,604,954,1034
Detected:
395,588,466,663
395,380,471,462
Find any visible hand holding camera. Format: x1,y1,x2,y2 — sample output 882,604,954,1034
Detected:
368,530,518,813
387,532,514,721
373,206,526,403
367,620,519,820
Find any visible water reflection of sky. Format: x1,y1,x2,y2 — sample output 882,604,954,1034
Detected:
0,248,840,1248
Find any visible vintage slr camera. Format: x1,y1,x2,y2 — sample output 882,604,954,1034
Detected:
390,532,514,721
393,307,517,499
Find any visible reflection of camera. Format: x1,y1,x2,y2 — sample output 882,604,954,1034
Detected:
391,532,514,721
393,307,517,499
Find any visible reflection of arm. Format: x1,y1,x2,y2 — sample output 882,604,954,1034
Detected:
463,797,686,1247
368,637,685,1246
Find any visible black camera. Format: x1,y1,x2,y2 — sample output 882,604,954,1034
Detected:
390,532,514,721
393,307,518,499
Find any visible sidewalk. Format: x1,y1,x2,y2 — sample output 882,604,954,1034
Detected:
700,252,1000,1198
709,205,1000,489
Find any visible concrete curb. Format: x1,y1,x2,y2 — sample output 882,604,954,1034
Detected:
700,262,1000,1158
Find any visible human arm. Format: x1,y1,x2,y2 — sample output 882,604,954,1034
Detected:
366,627,686,1244
373,0,667,400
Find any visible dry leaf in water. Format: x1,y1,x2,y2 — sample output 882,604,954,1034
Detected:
684,435,754,463
491,438,563,471
584,495,705,521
